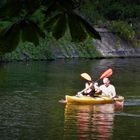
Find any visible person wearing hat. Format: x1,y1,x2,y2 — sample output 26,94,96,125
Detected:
83,81,102,96
77,73,101,97
82,80,95,96
99,77,116,98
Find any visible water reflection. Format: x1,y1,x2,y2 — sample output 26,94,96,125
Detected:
0,58,139,140
64,103,123,140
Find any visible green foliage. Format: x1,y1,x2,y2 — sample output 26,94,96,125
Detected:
2,30,101,61
43,0,101,42
68,13,87,42
108,21,135,41
80,0,140,23
44,13,62,31
0,0,42,17
0,22,20,54
30,7,46,25
52,32,101,59
0,0,45,54
52,13,67,39
80,0,104,23
0,0,101,54
0,0,139,58
76,13,101,40
77,37,101,58
1,32,54,61
0,19,45,54
0,21,12,31
4,38,55,61
21,20,45,45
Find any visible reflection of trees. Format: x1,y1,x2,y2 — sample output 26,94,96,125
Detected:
64,103,123,140
0,64,7,85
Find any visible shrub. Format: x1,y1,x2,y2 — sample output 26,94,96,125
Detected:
108,21,135,41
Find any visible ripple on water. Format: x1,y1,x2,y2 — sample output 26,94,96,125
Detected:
116,96,140,118
115,112,140,118
124,96,140,106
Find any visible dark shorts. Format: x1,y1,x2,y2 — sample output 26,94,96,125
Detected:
87,90,95,97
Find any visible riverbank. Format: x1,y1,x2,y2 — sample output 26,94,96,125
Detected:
1,28,140,62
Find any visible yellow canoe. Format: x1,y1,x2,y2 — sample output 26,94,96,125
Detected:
65,95,124,105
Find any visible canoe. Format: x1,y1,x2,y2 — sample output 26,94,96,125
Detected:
65,95,124,105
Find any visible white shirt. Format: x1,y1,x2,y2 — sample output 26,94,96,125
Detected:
99,84,116,98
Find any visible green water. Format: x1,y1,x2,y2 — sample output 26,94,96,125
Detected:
0,58,140,140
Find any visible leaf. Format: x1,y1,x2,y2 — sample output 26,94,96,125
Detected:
0,23,20,53
52,13,67,39
43,0,58,17
29,20,45,38
0,19,45,54
74,13,101,40
21,20,45,46
68,13,87,42
44,13,62,31
24,0,42,15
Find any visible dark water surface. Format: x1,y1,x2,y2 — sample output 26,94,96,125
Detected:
0,58,140,140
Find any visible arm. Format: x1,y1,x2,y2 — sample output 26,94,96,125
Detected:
77,82,93,95
94,83,102,94
111,85,116,98
84,82,93,93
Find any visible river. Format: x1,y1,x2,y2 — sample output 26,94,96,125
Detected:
0,58,140,140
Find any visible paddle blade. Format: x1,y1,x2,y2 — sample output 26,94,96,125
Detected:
100,68,113,79
81,73,92,81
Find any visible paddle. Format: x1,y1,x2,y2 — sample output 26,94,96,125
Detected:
81,68,113,82
77,73,93,94
78,68,113,94
99,68,113,80
81,73,92,81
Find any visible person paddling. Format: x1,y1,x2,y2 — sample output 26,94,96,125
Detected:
77,80,101,97
83,80,95,97
77,69,114,97
99,77,116,98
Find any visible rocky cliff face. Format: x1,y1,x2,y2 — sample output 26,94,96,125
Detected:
94,28,140,58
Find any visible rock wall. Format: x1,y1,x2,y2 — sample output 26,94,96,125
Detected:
94,28,140,57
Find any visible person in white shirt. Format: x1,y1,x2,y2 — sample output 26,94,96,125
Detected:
99,78,116,98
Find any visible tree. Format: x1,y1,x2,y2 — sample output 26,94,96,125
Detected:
0,0,101,54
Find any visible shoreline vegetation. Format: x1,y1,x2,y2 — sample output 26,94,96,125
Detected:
0,0,139,62
0,26,140,62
